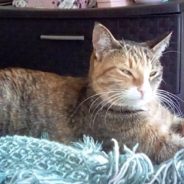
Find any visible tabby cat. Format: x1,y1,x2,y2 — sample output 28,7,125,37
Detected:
0,23,184,163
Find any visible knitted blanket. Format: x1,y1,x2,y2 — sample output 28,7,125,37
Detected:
0,135,184,184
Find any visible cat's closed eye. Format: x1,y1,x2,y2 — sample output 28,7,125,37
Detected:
120,69,132,76
150,71,158,78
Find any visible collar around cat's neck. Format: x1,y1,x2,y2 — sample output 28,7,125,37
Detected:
108,107,145,115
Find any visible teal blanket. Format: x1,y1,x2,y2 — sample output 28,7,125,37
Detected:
0,135,183,184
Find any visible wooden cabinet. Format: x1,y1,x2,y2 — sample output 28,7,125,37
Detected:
0,19,93,75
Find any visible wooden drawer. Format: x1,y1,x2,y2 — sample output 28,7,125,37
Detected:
0,18,119,76
0,19,94,76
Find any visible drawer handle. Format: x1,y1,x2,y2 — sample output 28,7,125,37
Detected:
40,35,85,41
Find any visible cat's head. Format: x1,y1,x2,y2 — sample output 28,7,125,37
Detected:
89,23,172,111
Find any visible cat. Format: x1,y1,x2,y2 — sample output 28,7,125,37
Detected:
0,23,184,164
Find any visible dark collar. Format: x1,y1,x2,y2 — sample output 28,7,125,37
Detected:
104,105,145,115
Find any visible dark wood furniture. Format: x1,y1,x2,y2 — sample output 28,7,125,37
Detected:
0,0,184,110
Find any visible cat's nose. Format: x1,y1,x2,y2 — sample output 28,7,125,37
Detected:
137,88,145,99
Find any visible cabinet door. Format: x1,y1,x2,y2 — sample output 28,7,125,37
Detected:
118,14,181,94
0,19,94,76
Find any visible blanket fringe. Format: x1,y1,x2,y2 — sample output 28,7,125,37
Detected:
0,135,184,184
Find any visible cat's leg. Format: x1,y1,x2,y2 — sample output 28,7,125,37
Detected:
154,134,184,163
138,124,184,164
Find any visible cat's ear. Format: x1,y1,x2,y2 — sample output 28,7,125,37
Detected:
92,23,121,60
146,32,172,58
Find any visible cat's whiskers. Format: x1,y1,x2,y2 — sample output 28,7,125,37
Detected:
156,92,182,117
158,89,184,104
90,98,108,128
70,93,101,117
88,95,102,113
104,93,125,125
89,92,119,123
158,89,184,114
160,99,183,117
90,92,124,128
88,90,127,113
72,90,123,117
157,93,176,113
158,95,177,116
158,92,181,112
